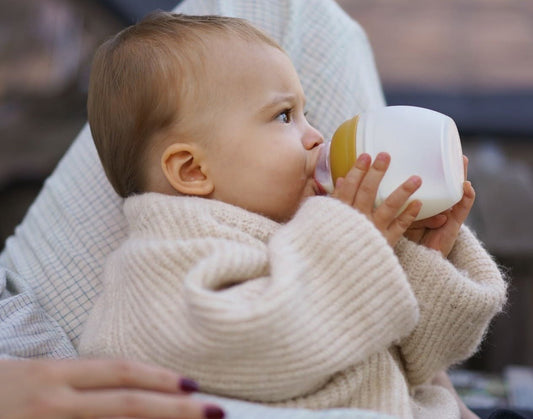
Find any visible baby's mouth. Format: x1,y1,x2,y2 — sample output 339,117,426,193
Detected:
313,176,328,196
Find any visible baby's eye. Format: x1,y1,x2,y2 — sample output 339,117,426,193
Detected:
276,109,292,124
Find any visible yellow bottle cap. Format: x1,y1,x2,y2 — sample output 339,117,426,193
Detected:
330,115,359,184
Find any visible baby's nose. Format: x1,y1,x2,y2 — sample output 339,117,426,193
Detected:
303,125,324,149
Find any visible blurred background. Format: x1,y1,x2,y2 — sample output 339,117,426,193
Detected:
1,0,533,409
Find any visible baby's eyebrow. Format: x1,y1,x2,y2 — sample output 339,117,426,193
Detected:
259,93,299,113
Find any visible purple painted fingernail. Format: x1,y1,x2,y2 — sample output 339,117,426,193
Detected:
178,377,199,393
204,405,225,419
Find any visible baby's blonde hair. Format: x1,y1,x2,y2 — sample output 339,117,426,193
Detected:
88,12,282,198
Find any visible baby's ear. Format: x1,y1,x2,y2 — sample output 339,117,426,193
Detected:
161,143,214,196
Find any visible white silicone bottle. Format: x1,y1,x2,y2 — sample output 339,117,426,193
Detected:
315,106,465,220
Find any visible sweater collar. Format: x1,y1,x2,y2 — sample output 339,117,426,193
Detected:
123,193,280,242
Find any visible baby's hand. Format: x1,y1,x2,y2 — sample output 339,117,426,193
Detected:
405,156,475,257
331,152,422,247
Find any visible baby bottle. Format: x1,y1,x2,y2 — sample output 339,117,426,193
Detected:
314,106,465,220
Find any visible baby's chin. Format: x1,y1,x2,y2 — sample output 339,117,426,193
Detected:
269,183,321,222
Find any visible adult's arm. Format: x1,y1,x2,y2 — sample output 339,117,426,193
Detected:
0,267,77,359
0,268,229,418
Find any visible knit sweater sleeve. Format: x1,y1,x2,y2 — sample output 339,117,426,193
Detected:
79,195,418,402
394,226,507,386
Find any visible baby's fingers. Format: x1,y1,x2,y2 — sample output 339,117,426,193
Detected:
409,213,448,230
386,200,423,246
450,181,475,225
354,152,390,214
373,175,422,231
331,153,371,205
374,175,422,246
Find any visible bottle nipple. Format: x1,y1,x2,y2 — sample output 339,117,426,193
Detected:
314,143,334,193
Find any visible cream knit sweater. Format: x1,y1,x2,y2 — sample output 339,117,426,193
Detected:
79,193,506,419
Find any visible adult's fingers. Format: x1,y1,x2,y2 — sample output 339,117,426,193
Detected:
69,390,224,419
63,359,193,394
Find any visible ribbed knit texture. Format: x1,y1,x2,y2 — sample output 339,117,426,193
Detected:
79,193,506,419
394,229,508,386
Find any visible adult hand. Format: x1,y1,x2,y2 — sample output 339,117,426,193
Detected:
332,152,422,247
0,358,225,419
405,156,475,257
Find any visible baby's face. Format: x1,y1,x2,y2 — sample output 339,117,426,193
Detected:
195,38,325,222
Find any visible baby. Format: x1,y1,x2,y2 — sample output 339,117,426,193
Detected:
79,12,506,419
